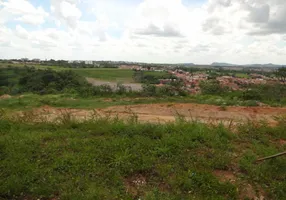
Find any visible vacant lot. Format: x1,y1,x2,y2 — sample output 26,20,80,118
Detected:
0,111,285,199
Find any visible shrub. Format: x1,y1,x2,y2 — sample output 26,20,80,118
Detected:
142,84,157,96
242,89,262,100
199,80,229,95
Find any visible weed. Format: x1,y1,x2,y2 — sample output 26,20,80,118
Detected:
174,109,187,123
0,108,6,119
219,105,227,111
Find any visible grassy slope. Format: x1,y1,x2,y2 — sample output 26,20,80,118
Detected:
1,93,285,112
0,94,258,111
0,116,285,200
0,94,147,110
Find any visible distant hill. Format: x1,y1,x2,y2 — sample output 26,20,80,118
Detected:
176,63,195,66
211,62,236,67
211,62,283,68
246,63,282,68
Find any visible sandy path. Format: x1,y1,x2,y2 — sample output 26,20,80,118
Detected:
102,103,286,124
28,103,286,125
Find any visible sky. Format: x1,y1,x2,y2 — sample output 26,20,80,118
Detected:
0,0,286,64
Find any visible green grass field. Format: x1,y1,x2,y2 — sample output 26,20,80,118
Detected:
73,68,135,82
1,93,279,112
0,63,168,83
235,73,250,78
0,113,285,199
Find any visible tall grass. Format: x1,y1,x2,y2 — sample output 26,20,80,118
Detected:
0,112,285,200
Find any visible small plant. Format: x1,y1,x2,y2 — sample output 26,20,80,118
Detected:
219,105,227,111
17,97,25,106
39,98,52,105
174,109,187,123
126,107,139,124
56,109,75,125
0,108,6,119
244,100,259,107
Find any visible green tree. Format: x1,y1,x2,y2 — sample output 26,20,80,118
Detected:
276,67,286,83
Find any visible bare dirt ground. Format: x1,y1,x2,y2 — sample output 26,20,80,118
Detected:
102,103,286,125
0,94,11,99
28,103,286,125
86,78,142,91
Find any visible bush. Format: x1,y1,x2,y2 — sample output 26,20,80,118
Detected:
0,86,10,95
18,69,88,94
142,84,157,96
243,100,258,107
157,86,176,96
242,89,262,100
199,80,229,95
241,84,286,104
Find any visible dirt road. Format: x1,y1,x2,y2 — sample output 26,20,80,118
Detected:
31,103,286,125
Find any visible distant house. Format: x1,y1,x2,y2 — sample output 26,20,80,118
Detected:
21,58,29,62
32,59,41,63
119,65,143,70
93,62,100,67
119,65,135,70
85,60,93,65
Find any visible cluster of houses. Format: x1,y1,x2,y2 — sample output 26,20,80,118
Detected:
216,76,268,90
156,69,280,94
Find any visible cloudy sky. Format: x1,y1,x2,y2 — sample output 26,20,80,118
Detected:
1,0,286,64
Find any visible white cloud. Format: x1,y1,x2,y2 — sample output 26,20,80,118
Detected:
203,0,286,35
50,0,82,29
0,0,48,25
77,15,112,41
135,23,183,37
128,0,194,38
15,25,29,39
1,0,286,64
16,14,45,25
